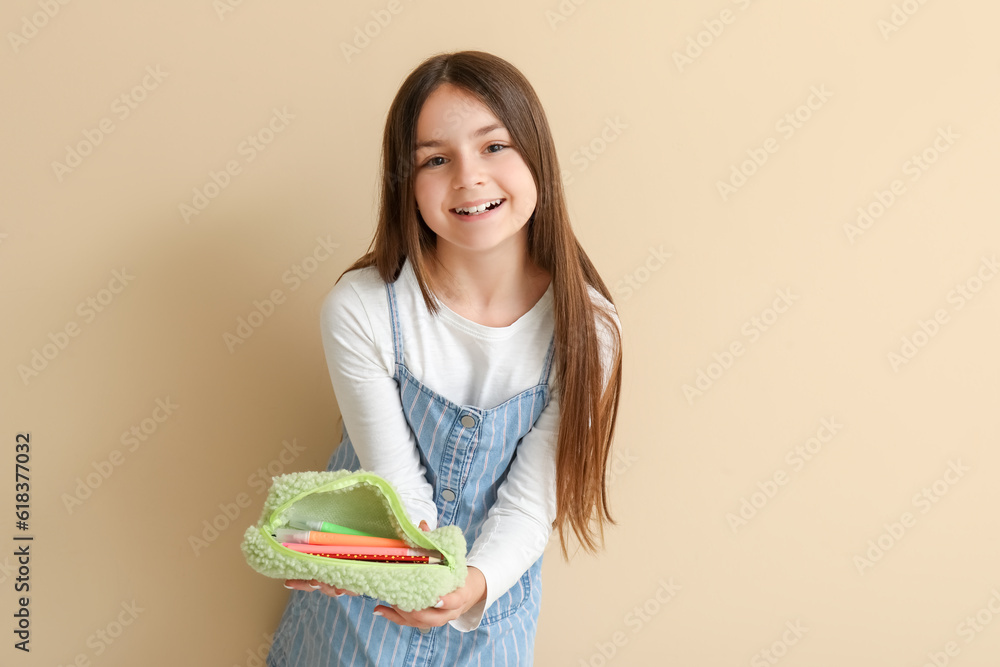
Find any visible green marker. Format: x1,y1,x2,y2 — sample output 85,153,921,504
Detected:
288,519,379,537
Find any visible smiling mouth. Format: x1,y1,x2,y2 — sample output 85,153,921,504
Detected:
451,199,505,216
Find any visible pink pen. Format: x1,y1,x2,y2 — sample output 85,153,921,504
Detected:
281,542,441,559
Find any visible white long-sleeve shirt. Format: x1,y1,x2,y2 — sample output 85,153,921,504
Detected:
319,257,619,631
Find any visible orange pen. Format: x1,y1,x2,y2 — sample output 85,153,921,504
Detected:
274,528,411,549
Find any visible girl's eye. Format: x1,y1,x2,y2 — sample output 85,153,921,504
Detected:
421,144,506,167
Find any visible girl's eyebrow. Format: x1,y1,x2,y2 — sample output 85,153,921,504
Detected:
416,123,505,150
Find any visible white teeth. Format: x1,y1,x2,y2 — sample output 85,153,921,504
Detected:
454,199,503,215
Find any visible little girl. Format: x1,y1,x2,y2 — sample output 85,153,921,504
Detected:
267,50,622,666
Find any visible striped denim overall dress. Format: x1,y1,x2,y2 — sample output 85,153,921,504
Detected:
267,275,556,666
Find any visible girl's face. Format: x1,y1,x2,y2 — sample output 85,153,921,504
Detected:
413,84,537,261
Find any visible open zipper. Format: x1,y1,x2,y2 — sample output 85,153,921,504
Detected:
258,476,453,571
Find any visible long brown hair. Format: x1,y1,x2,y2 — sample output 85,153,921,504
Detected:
335,51,622,558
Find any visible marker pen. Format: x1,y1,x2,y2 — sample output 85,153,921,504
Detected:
287,519,378,537
281,542,442,560
274,528,411,549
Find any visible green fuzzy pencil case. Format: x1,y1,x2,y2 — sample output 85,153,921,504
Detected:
241,470,467,612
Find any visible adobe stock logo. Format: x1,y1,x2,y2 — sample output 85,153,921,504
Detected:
214,0,249,20
887,255,997,372
222,235,339,353
853,459,970,575
61,397,179,514
577,578,681,667
716,85,833,202
545,0,589,31
727,417,843,533
51,65,169,183
877,0,933,40
917,588,1000,667
683,288,799,404
7,0,72,54
671,0,759,73
178,107,294,223
750,620,808,667
561,117,628,187
339,0,416,63
613,246,671,302
844,126,958,244
17,268,135,385
54,600,144,666
188,438,306,556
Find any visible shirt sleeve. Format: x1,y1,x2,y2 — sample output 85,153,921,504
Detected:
450,297,621,632
319,278,439,530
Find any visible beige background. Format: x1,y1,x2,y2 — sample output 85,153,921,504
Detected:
2,0,999,665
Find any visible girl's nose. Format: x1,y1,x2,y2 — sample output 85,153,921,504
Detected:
451,154,486,189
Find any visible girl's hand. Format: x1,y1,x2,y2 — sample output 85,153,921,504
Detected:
283,579,358,597
373,520,488,629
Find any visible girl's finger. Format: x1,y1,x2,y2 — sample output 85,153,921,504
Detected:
316,582,357,597
283,580,315,591
373,605,405,625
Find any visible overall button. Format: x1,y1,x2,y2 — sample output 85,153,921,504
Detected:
441,489,456,502
460,415,476,428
